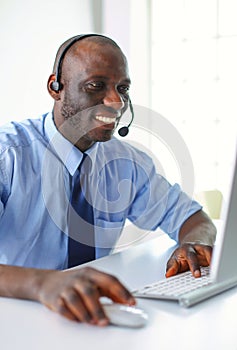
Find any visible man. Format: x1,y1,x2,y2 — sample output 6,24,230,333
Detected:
0,34,216,326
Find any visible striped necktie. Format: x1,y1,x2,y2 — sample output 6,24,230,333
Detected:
67,154,95,268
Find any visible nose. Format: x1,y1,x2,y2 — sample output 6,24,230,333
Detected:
103,89,125,112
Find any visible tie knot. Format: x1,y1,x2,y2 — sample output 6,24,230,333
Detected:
78,153,92,174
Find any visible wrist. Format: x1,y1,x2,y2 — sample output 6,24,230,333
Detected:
180,240,212,247
0,264,53,302
180,222,217,247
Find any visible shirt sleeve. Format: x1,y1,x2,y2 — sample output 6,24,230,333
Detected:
0,160,6,219
0,153,12,219
127,153,202,242
0,195,3,219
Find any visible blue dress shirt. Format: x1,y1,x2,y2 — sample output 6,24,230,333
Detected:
0,113,201,269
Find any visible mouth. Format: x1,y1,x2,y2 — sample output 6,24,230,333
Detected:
95,115,119,125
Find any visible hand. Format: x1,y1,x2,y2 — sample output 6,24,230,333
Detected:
165,243,213,278
36,266,135,326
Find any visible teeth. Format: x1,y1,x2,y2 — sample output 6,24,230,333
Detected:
95,115,116,124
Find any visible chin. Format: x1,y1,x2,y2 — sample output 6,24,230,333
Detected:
93,129,114,143
97,135,113,143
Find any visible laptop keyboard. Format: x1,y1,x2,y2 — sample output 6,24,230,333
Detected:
133,266,211,299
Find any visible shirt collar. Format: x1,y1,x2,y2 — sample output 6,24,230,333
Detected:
44,112,98,176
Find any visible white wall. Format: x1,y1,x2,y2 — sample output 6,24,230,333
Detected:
150,0,237,202
0,0,94,125
102,0,151,108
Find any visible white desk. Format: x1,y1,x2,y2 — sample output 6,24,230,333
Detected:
1,234,237,350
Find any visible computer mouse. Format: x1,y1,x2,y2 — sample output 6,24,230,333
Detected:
102,303,148,328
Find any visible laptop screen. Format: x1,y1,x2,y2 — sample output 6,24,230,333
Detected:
211,144,237,283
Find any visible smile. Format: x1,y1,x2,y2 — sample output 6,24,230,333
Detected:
95,115,117,124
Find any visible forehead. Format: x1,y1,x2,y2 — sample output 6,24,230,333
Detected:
62,39,130,81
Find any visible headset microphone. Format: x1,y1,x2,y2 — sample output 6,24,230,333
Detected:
118,98,134,137
118,126,129,137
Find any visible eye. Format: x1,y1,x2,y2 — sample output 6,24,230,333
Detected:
86,82,105,91
118,85,130,95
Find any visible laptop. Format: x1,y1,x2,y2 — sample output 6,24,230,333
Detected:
133,148,237,307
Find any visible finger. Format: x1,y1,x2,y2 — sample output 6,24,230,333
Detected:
194,245,213,266
83,267,136,305
99,275,135,305
74,281,109,326
51,296,78,322
165,257,179,278
61,287,104,325
204,246,212,265
184,245,202,278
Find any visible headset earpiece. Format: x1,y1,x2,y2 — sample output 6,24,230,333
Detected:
50,81,60,92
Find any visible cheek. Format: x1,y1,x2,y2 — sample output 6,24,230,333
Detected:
69,85,101,107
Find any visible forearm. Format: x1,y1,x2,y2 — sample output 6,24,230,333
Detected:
0,264,50,301
178,210,217,247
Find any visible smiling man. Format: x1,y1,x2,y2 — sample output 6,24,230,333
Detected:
0,34,216,326
49,35,130,150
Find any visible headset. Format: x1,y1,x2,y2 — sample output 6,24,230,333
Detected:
50,34,134,137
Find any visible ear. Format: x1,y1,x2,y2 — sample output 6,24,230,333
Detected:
47,74,61,101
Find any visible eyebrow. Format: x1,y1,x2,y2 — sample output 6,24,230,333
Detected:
85,75,131,84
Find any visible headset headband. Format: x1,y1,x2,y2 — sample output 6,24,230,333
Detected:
53,34,113,91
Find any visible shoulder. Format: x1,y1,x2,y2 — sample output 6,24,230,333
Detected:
95,137,156,182
98,136,154,165
0,114,48,155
